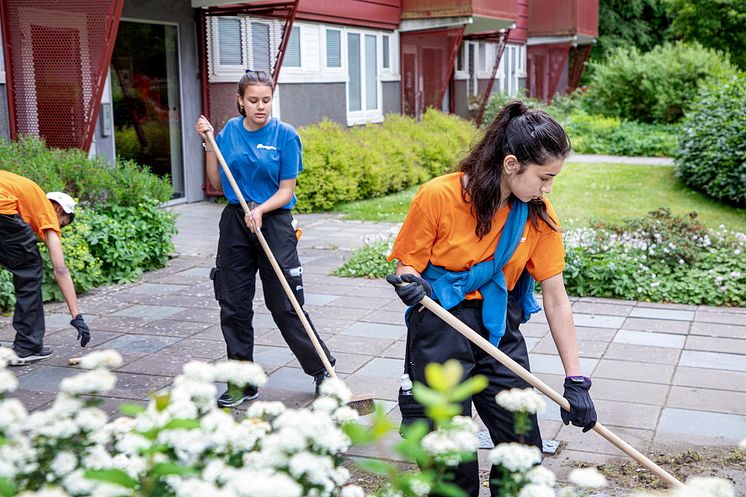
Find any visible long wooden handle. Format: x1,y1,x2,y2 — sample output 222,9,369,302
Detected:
417,294,685,489
205,131,336,379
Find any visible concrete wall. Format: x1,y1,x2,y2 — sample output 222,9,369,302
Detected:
277,83,347,128
121,0,204,202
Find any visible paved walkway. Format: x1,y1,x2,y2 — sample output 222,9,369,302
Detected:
3,201,745,494
568,153,674,166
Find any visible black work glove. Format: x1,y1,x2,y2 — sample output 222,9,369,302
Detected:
385,274,432,307
561,376,597,432
70,314,91,347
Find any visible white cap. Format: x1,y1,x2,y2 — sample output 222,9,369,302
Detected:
46,192,76,214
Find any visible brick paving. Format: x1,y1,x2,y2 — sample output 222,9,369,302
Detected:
2,201,745,494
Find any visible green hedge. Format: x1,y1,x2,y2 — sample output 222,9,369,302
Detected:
0,137,176,311
675,74,746,206
296,110,476,212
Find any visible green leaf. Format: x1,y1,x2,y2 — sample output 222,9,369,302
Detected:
119,403,146,417
151,462,198,477
424,363,448,391
152,393,171,412
162,418,201,431
356,458,395,475
431,482,470,497
412,383,445,407
343,422,377,444
0,477,16,497
442,360,464,389
84,468,138,489
450,375,489,402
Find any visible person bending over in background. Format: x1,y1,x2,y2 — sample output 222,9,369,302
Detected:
387,101,597,497
0,170,91,365
194,69,335,408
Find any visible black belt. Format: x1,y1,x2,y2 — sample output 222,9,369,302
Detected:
227,203,291,218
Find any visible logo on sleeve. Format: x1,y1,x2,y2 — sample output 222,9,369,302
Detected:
257,144,277,151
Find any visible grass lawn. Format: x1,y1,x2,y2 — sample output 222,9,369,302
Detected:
335,163,746,232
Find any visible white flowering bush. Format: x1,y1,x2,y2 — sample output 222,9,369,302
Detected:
0,348,365,497
563,209,746,306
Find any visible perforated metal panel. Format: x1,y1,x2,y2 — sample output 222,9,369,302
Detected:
0,0,124,150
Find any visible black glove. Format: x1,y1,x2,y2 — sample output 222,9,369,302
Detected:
386,274,432,307
70,314,91,347
561,376,597,432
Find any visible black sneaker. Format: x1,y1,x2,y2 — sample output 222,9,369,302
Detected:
217,383,258,408
314,370,332,397
10,346,53,366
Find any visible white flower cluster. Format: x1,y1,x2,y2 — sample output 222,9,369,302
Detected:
79,349,123,370
421,416,479,466
489,443,542,472
0,354,360,497
495,388,546,414
567,467,607,489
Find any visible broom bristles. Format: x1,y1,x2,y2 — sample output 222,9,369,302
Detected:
347,394,375,416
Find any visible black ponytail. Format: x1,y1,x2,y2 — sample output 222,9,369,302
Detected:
459,100,571,238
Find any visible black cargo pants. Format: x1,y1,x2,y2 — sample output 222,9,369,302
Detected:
0,214,46,355
401,295,541,497
211,203,334,376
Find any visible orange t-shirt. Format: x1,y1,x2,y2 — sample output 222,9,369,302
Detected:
388,172,565,299
0,170,61,240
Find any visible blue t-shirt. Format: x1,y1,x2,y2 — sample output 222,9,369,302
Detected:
215,116,303,209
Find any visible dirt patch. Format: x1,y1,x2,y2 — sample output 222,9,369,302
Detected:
581,448,746,495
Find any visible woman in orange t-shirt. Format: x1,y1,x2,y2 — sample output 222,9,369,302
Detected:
387,101,596,497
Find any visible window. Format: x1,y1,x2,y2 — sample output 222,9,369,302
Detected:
251,22,271,73
478,42,487,72
456,43,465,72
326,29,341,68
217,17,243,67
348,33,361,112
365,34,377,109
284,26,301,67
382,34,390,69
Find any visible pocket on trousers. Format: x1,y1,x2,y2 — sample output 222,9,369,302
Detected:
284,266,305,308
2,228,39,270
398,390,429,437
209,267,224,301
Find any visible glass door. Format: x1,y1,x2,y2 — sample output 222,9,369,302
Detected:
111,21,184,199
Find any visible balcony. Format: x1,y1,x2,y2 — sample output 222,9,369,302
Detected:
401,0,518,33
528,0,598,43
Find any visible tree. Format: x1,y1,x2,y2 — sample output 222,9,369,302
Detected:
590,0,671,63
665,0,746,70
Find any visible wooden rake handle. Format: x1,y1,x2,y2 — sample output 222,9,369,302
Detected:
417,294,685,489
204,131,337,379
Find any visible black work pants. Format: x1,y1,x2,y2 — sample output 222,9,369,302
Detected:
403,296,541,497
211,204,334,376
0,214,46,354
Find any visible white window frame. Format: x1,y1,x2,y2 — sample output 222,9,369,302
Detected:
282,25,302,69
323,27,344,74
210,16,247,81
345,27,383,126
248,19,274,74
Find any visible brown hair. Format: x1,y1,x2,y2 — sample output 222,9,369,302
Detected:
459,100,571,238
236,69,274,116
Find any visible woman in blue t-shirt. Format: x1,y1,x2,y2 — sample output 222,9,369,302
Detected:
195,70,335,408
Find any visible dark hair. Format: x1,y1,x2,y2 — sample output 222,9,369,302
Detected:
459,100,571,238
236,69,274,116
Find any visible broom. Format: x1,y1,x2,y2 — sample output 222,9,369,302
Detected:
400,291,686,489
202,129,374,415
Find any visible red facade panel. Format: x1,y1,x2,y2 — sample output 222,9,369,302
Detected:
0,0,123,150
297,0,401,29
527,43,570,103
401,0,517,21
528,0,598,38
508,0,528,44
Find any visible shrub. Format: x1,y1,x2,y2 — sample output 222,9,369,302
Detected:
564,209,745,306
674,74,746,206
583,42,737,123
333,239,396,279
0,136,173,206
296,110,475,212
